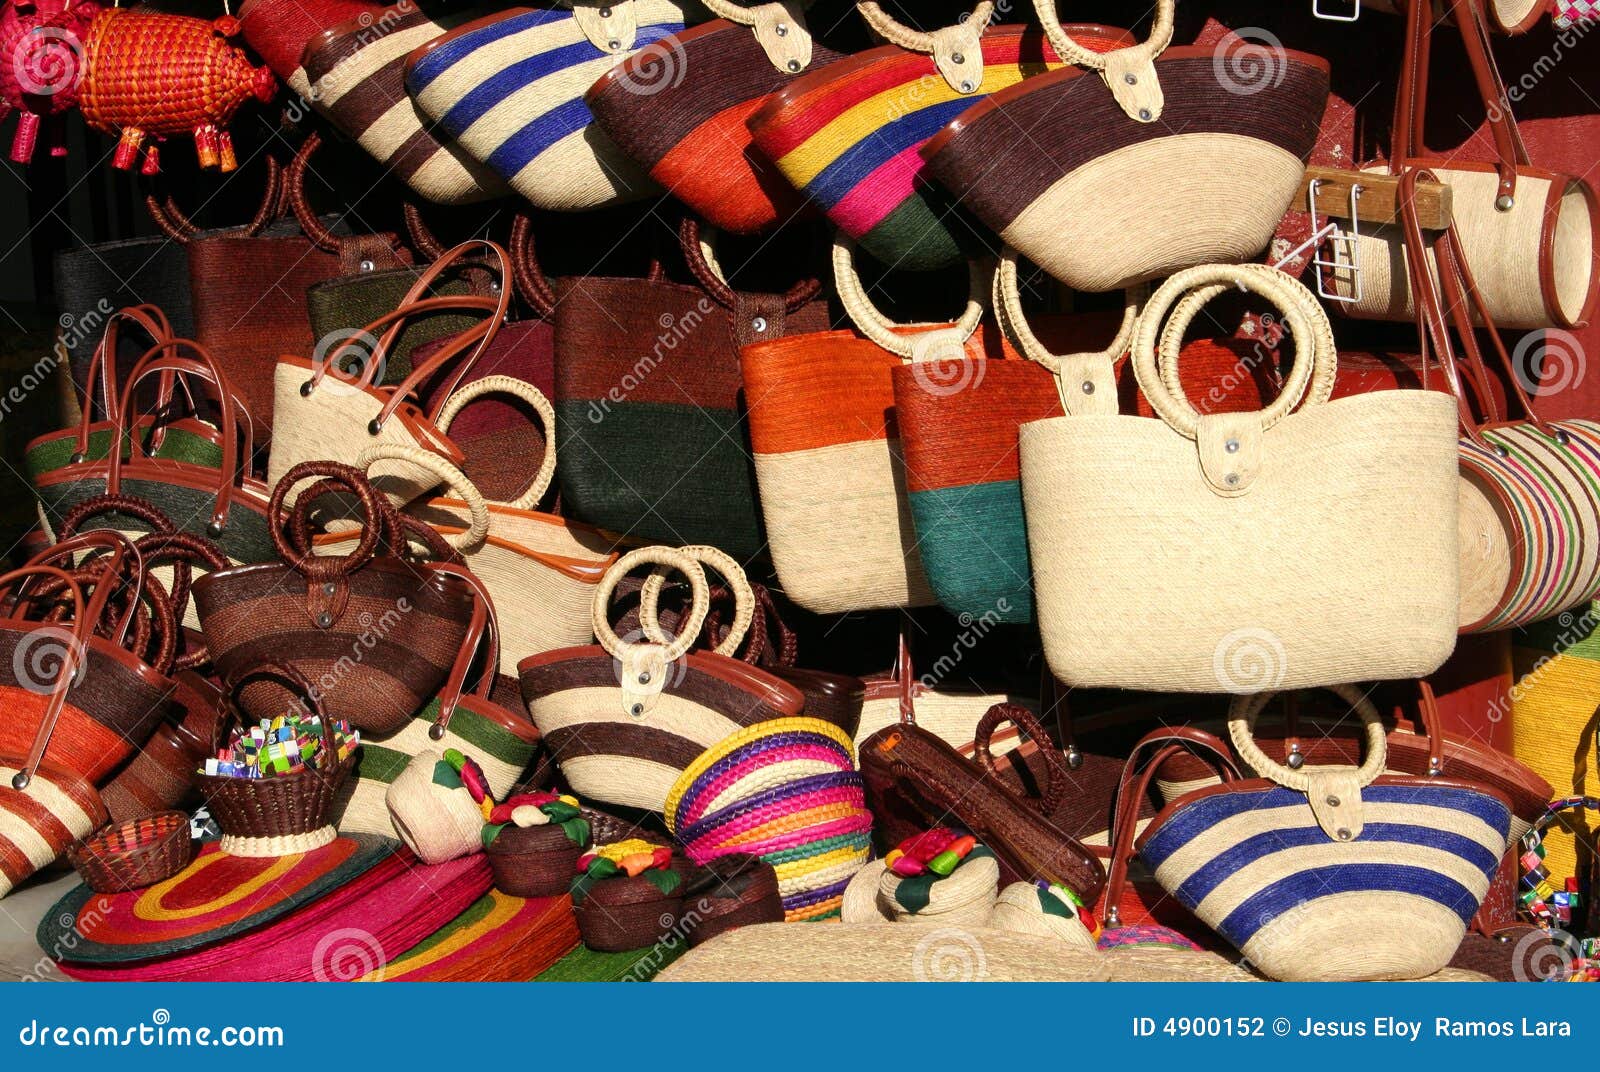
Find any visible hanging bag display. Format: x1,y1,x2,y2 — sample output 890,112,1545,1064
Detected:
742,236,993,614
1323,0,1597,329
554,217,828,556
268,240,513,507
402,1,699,211
1131,686,1512,981
922,0,1328,292
746,4,1111,270
1021,262,1459,691
520,546,819,815
588,2,844,233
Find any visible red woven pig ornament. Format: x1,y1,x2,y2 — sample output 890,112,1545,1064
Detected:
0,0,99,163
80,8,275,174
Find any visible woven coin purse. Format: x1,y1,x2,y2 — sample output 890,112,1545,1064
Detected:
922,0,1327,293
403,1,699,211
1020,263,1460,691
520,546,825,815
588,4,844,233
1133,686,1513,981
746,4,1115,271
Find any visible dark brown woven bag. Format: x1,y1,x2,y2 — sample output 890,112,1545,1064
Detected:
681,853,783,947
192,461,475,736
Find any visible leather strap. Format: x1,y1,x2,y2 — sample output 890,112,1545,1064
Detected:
0,566,96,791
422,561,500,737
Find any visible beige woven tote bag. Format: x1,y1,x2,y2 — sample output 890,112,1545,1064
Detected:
1020,263,1460,692
348,382,618,676
269,240,513,507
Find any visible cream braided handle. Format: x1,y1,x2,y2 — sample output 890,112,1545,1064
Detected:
858,2,992,93
833,232,991,361
703,0,815,72
354,443,492,552
1033,0,1174,122
432,375,558,512
995,247,1140,416
592,547,711,718
637,545,756,657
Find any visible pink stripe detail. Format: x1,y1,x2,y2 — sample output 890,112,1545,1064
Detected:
828,144,928,237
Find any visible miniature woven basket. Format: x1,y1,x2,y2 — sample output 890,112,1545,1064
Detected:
487,823,588,899
575,861,688,953
682,853,783,947
67,811,196,894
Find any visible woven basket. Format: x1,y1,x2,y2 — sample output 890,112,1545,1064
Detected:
68,811,196,893
680,852,784,947
0,761,107,899
576,868,686,953
385,751,485,865
193,664,356,858
487,822,588,898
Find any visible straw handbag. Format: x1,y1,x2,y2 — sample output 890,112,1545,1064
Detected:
852,633,1038,751
331,563,542,838
922,0,1326,292
268,240,513,508
351,389,618,675
746,6,1109,270
193,461,477,737
237,0,378,97
1,762,106,900
1020,263,1460,692
1394,168,1600,631
742,237,994,614
403,1,698,211
553,218,827,557
1323,0,1597,329
588,5,843,233
299,2,507,204
520,546,820,815
1133,687,1512,981
33,341,274,568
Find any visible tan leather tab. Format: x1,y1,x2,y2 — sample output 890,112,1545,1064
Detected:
1305,768,1365,842
1102,48,1163,123
570,0,636,53
304,579,349,630
619,644,670,718
927,21,986,94
1054,355,1119,416
1195,413,1262,497
749,0,812,73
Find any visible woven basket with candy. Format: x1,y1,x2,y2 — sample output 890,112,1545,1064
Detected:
483,790,591,899
572,840,685,953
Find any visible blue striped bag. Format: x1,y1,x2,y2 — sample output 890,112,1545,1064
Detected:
403,1,699,211
1134,685,1513,981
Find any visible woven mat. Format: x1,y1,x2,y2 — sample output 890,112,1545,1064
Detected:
372,891,579,982
534,937,690,982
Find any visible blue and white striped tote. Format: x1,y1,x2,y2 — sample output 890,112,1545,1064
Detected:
403,2,700,211
1138,685,1513,981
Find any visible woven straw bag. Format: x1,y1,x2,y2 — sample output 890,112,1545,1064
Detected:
385,751,487,864
1323,0,1597,329
745,6,1108,270
268,240,513,508
1134,687,1512,981
1021,263,1459,691
237,0,378,97
351,390,618,675
402,1,699,211
742,236,995,614
589,5,843,232
299,2,507,204
1392,168,1600,632
330,562,542,838
922,0,1326,292
520,546,816,814
553,217,828,557
0,761,106,900
192,461,477,736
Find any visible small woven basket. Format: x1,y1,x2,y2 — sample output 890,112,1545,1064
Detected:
576,875,685,953
68,811,196,894
193,663,355,856
487,823,587,898
682,853,783,948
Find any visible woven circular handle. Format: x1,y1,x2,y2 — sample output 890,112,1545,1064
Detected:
1131,263,1336,439
268,461,386,582
1032,0,1173,71
994,247,1141,378
131,531,230,671
431,375,558,511
832,232,991,360
144,153,282,245
508,213,558,318
680,216,822,313
591,546,710,665
1228,684,1389,791
218,661,343,786
353,443,492,552
637,545,755,658
973,702,1068,818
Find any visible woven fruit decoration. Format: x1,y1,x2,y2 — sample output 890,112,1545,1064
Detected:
0,0,99,163
79,7,275,173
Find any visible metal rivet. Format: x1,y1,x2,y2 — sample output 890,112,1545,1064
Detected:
608,38,621,50
638,671,651,684
1336,828,1352,841
11,771,29,791
1225,473,1239,486
1225,438,1240,453
951,51,965,64
1124,73,1138,85
1066,747,1083,771
316,612,333,628
630,703,644,716
323,582,336,596
1325,795,1341,807
206,520,224,538
368,418,382,435
1493,444,1509,458
1138,108,1153,121
1287,750,1305,770
69,452,86,465
599,5,611,15
959,79,974,93
775,22,788,36
358,258,375,273
786,59,801,71
1556,428,1572,446
489,280,501,293
751,316,768,333
1081,381,1095,395
1495,194,1515,212
300,380,314,397
429,724,446,740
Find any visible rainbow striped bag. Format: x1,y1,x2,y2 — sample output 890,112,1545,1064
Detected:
404,1,698,211
747,8,1126,270
1138,686,1513,982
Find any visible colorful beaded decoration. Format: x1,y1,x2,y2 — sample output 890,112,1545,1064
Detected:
1519,796,1599,983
